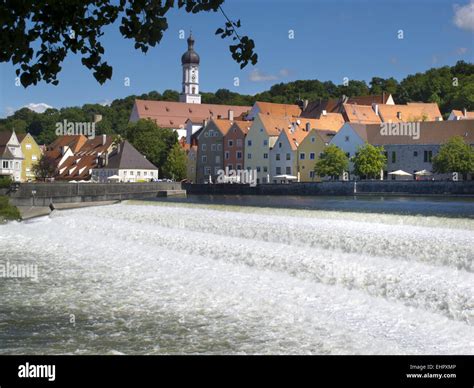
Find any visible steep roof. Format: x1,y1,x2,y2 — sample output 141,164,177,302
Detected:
0,131,19,159
76,135,114,156
295,113,345,131
378,103,442,123
282,127,309,151
258,113,291,136
451,110,474,120
254,101,302,118
343,103,381,124
48,135,88,154
132,99,251,128
301,94,391,118
105,141,158,170
349,120,474,145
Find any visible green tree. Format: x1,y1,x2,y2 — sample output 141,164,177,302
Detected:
432,136,474,174
314,145,349,180
353,144,387,179
33,155,56,181
163,143,187,180
1,1,257,87
124,119,177,170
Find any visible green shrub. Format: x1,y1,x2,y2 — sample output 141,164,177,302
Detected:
0,195,21,221
0,176,13,189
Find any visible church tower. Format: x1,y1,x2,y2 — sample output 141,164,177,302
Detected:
179,33,201,104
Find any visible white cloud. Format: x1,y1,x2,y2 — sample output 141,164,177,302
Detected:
456,47,468,54
249,68,291,82
23,102,53,113
453,1,474,31
5,107,15,117
98,99,112,107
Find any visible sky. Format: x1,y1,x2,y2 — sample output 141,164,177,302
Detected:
0,0,473,117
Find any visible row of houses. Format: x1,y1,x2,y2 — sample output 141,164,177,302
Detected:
0,131,42,182
148,97,472,184
0,131,158,183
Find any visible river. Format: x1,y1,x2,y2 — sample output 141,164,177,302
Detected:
0,198,473,354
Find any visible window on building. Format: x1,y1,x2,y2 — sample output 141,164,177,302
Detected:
424,150,432,163
311,137,315,143
211,144,216,152
263,166,268,172
214,167,220,174
32,155,37,161
278,142,282,148
391,151,396,163
217,144,222,151
414,151,418,157
130,171,134,175
310,171,315,178
276,167,281,175
204,167,211,175
202,155,207,163
286,153,291,160
2,161,8,168
310,153,315,160
345,136,350,142
236,139,242,147
300,153,305,160
286,166,291,174
236,164,242,170
276,153,280,161
26,144,31,149
263,153,268,159
247,153,252,160
202,144,206,151
256,166,261,172
227,164,233,170
247,140,252,146
228,140,233,147
237,151,242,159
263,139,268,146
225,151,229,160
137,171,141,176
215,155,220,163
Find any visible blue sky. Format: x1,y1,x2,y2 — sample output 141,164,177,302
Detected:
0,0,473,117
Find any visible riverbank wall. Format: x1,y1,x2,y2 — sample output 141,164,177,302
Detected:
184,181,474,196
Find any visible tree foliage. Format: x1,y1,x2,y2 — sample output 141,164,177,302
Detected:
32,154,57,181
432,136,474,174
352,143,387,179
163,143,187,180
124,119,177,172
0,0,257,87
314,145,349,179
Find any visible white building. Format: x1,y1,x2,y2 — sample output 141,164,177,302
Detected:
91,141,158,183
0,131,24,182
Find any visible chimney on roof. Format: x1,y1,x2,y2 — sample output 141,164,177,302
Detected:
305,122,311,132
228,110,234,121
203,119,208,127
463,108,467,117
322,110,327,116
382,91,385,103
396,111,402,120
303,100,309,110
102,134,106,146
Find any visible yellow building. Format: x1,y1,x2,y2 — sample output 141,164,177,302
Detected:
297,129,336,182
18,133,42,182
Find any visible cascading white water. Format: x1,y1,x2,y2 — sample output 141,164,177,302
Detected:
0,201,473,355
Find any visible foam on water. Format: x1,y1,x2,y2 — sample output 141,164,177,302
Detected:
0,202,473,354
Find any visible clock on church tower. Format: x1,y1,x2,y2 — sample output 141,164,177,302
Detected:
179,33,201,104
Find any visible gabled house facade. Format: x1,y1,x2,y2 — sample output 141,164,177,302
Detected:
223,121,250,172
18,133,42,182
91,141,158,182
270,127,308,182
0,131,23,182
195,119,233,183
297,129,336,182
244,114,290,183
